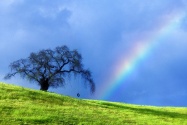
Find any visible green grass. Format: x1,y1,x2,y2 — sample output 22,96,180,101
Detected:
0,82,187,125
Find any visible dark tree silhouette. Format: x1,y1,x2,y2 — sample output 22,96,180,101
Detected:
5,45,95,93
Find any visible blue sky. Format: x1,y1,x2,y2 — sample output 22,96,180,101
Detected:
1,0,187,106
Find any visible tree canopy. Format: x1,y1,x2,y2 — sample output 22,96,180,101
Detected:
5,45,95,93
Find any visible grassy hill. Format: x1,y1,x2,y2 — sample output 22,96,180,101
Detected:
0,82,187,125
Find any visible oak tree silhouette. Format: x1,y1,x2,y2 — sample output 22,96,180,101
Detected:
5,45,95,93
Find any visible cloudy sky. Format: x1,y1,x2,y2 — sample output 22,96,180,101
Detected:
1,0,187,106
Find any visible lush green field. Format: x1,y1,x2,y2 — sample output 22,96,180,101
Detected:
0,82,187,125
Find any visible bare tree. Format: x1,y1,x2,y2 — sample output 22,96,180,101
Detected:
5,45,95,93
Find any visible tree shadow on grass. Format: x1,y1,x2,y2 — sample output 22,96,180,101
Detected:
99,102,187,119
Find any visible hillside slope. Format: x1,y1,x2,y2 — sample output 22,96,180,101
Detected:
0,82,187,125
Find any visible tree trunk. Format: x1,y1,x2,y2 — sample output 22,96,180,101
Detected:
40,78,49,91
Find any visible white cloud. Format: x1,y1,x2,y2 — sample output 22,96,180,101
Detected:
0,0,23,10
0,0,17,6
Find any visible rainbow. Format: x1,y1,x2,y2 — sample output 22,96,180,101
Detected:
98,11,185,100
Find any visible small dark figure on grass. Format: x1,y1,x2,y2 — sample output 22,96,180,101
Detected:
77,93,80,97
